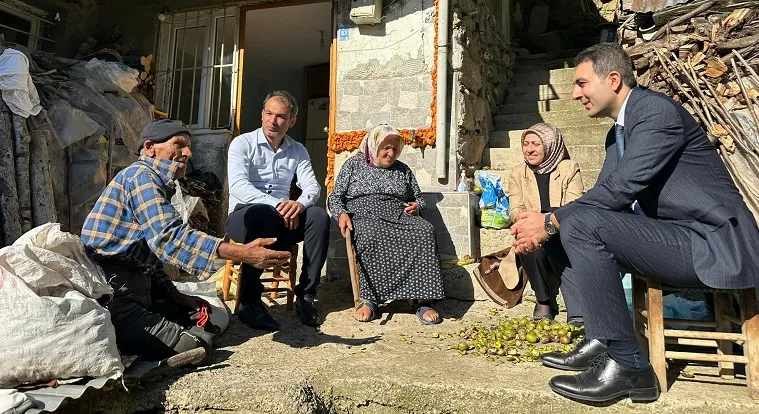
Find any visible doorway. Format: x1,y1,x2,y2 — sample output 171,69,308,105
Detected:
238,0,332,206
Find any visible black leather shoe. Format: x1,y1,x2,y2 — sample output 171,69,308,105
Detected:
549,353,660,403
238,301,280,331
296,294,322,327
540,338,607,371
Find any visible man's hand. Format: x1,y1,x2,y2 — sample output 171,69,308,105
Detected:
241,237,291,269
277,200,304,230
404,202,420,216
510,211,550,255
338,213,353,237
170,291,212,313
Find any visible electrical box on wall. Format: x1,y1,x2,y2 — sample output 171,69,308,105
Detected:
350,0,383,25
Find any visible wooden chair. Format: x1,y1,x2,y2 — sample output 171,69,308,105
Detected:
345,228,361,310
632,274,759,399
221,242,299,314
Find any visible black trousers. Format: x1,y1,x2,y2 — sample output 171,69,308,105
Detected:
100,262,216,361
558,205,703,341
517,236,580,318
225,204,330,305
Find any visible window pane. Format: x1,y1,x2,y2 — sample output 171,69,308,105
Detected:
210,66,232,129
0,10,31,47
214,16,236,66
170,25,206,125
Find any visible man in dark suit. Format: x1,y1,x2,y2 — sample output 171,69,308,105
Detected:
510,42,759,403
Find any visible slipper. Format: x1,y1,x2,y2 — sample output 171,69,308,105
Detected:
355,299,378,322
416,306,442,325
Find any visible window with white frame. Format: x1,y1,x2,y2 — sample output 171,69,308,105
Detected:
156,7,238,130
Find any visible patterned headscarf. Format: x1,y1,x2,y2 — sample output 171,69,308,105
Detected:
521,122,570,175
359,124,404,168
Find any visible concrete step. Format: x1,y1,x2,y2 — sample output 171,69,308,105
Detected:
498,98,583,115
489,124,611,148
512,67,576,86
494,110,614,130
483,144,607,173
502,83,576,103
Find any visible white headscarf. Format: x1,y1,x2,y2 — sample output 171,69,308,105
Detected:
358,124,404,168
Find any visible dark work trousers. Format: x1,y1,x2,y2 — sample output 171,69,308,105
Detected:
557,205,704,342
99,261,216,361
516,236,581,318
225,204,330,305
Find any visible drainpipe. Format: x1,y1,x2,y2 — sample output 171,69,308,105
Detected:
435,0,450,180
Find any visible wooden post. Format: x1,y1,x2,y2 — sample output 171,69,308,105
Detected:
714,292,735,379
740,288,759,400
11,113,32,232
647,279,668,392
0,101,21,245
287,244,298,310
29,127,57,226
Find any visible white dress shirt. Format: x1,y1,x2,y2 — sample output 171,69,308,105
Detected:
227,128,320,214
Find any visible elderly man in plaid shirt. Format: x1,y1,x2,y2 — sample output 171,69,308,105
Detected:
82,119,289,363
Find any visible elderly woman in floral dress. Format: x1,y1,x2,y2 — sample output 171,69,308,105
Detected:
328,124,445,324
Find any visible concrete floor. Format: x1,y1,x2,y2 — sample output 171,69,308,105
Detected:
64,266,758,413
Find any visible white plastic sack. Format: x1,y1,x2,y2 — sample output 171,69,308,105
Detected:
0,224,123,387
0,48,42,118
171,180,208,224
84,58,140,94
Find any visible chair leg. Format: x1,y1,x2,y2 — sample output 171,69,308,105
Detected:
270,267,281,301
222,261,233,301
647,279,668,392
233,288,241,315
286,246,298,311
739,288,759,400
632,274,649,359
714,292,735,379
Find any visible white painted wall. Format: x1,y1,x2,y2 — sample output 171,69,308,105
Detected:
240,2,332,141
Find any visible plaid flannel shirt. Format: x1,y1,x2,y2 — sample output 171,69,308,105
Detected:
81,156,222,281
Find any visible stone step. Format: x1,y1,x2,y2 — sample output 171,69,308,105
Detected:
498,98,582,115
483,144,607,173
494,110,614,130
511,67,576,86
489,124,611,148
514,58,575,74
502,83,576,103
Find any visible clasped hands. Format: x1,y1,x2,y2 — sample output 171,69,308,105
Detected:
277,200,304,230
511,210,551,255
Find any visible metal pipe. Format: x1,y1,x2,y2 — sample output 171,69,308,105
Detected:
435,0,450,180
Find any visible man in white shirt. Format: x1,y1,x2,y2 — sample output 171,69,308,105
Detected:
226,90,329,330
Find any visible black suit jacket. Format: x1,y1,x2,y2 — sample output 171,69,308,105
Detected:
555,87,759,289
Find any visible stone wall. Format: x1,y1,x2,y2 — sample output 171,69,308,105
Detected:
451,0,516,174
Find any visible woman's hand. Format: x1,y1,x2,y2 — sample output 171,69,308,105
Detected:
338,213,353,237
404,202,420,216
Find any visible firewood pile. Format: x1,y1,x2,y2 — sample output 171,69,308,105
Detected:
620,3,759,217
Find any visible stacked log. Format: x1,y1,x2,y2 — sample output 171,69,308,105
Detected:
622,5,759,218
0,101,21,246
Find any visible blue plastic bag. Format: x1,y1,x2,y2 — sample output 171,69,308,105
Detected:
476,171,510,229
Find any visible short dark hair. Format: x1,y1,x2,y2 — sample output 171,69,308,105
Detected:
575,43,637,88
263,90,298,118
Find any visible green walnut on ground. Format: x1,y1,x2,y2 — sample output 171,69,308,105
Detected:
448,316,585,363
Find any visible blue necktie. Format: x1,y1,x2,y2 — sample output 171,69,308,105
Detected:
615,124,625,160
615,124,645,216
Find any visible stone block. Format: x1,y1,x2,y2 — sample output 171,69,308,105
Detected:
351,112,371,131
401,77,420,92
361,92,388,114
341,80,363,96
397,92,418,110
409,110,431,128
339,95,360,113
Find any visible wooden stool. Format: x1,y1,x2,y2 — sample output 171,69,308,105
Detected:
632,274,759,399
221,243,299,314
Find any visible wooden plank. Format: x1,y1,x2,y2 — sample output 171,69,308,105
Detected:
665,351,748,364
639,309,718,328
632,275,650,358
664,329,746,341
233,8,246,138
640,327,720,347
648,280,668,392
